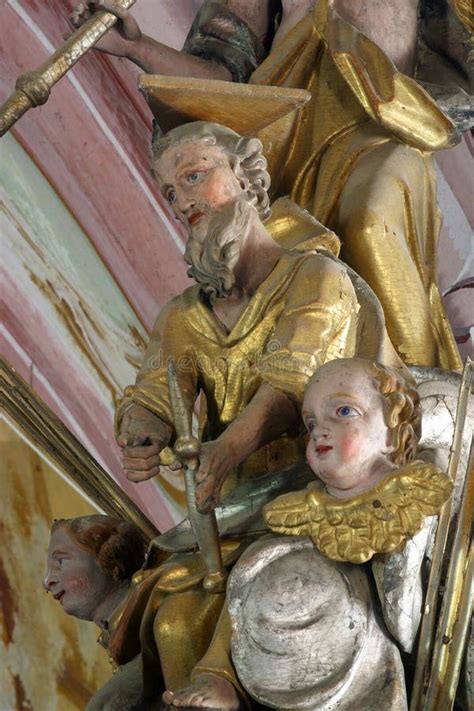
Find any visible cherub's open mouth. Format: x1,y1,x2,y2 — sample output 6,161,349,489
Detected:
315,445,332,455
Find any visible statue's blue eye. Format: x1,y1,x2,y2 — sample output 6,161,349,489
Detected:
187,171,204,183
336,405,357,417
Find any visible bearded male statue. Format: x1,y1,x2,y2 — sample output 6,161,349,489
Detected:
116,120,405,514
107,119,413,708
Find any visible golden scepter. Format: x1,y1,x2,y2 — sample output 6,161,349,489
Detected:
167,358,227,594
0,0,136,137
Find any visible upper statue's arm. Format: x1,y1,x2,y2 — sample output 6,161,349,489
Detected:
331,0,418,76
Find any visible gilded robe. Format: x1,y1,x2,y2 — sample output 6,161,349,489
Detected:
249,0,462,370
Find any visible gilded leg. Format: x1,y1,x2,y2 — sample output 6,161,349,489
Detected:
154,589,225,692
162,604,245,709
336,141,461,370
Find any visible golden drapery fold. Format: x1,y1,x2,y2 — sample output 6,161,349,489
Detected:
251,0,462,370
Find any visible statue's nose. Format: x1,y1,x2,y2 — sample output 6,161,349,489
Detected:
312,424,329,440
176,191,195,215
43,567,56,591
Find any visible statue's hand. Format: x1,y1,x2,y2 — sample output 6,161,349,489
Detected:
117,404,172,482
194,439,238,514
70,0,142,57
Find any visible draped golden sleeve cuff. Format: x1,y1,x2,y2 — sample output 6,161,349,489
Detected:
183,0,268,83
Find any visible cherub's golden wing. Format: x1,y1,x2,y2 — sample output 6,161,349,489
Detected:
263,487,316,538
264,463,453,565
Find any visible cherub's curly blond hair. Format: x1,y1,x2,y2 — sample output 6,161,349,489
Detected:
371,363,421,465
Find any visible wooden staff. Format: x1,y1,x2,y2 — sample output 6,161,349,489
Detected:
167,358,227,593
0,0,136,136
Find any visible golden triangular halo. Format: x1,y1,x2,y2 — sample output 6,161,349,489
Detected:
139,75,311,136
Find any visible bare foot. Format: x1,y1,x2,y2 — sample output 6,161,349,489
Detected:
162,673,240,709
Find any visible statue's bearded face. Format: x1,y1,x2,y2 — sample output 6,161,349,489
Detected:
43,526,117,621
154,140,244,243
154,139,255,303
185,197,254,303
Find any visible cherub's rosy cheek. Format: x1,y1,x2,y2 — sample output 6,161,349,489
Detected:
340,433,361,460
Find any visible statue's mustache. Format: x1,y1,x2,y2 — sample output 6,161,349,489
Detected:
185,198,253,304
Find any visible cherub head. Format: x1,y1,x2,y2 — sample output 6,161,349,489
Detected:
302,358,421,499
44,515,147,623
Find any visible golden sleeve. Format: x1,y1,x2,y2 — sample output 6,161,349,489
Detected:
315,0,458,151
115,298,198,434
258,255,357,403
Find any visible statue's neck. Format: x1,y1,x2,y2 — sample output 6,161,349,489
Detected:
93,581,130,630
234,220,285,295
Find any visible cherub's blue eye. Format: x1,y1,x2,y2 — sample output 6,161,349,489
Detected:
336,405,358,418
307,421,315,432
167,189,176,204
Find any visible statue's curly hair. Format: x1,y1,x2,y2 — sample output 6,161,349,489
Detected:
372,363,421,465
151,120,271,220
52,515,147,581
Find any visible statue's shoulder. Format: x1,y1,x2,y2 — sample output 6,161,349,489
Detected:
288,250,353,289
149,286,202,339
158,285,202,322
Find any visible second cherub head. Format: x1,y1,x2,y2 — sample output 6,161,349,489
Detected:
302,358,421,499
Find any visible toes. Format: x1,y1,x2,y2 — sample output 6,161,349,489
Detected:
162,690,174,704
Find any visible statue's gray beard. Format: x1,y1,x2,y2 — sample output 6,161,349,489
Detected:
185,198,253,305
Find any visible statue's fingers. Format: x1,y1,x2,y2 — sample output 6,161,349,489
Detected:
197,492,219,514
168,459,183,472
125,466,160,482
70,5,91,27
195,468,207,483
195,478,219,512
122,442,162,458
123,454,161,471
91,0,141,39
116,424,129,449
116,433,143,448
